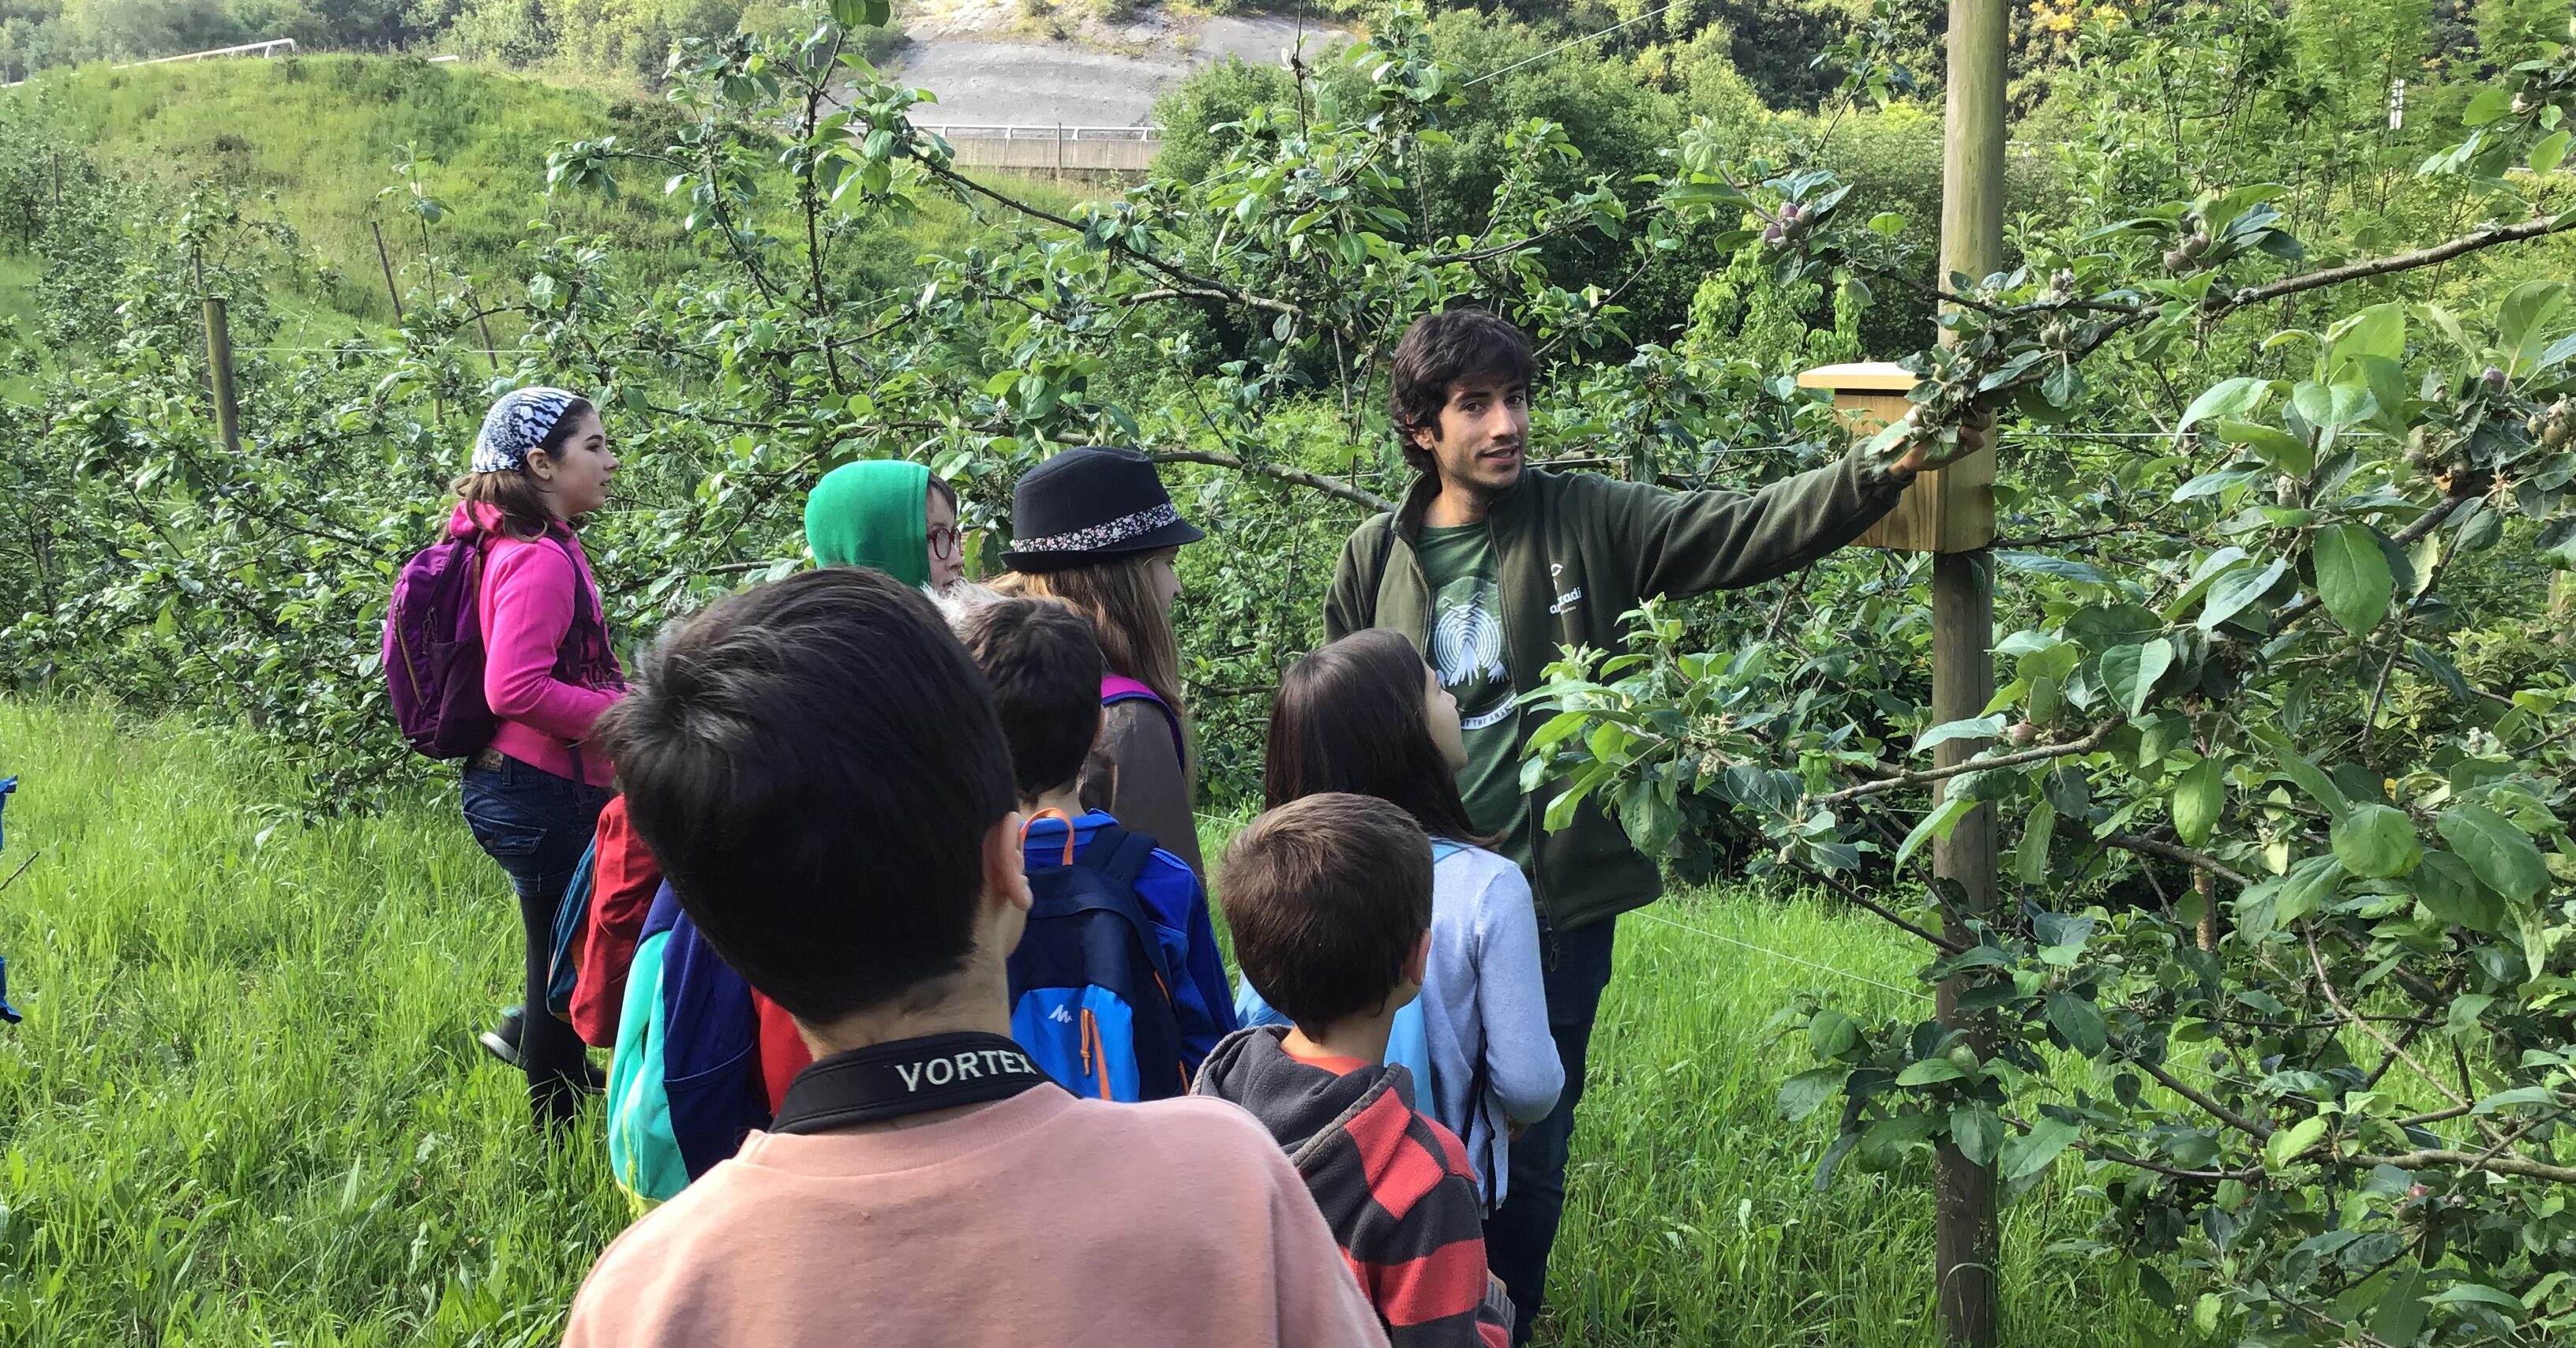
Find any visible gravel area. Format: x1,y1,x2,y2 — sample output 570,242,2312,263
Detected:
887,8,1347,129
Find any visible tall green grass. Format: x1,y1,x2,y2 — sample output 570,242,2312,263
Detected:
0,700,628,1346
1547,898,2177,1345
0,700,2181,1345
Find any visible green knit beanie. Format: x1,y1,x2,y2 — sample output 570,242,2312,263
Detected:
804,459,932,589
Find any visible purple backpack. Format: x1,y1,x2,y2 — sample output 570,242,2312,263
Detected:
1101,674,1185,766
383,529,604,761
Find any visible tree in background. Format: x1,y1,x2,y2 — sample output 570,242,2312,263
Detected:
2474,0,2568,71
443,0,556,66
58,0,239,59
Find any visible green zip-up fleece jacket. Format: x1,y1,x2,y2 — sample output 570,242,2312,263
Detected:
1324,444,1911,934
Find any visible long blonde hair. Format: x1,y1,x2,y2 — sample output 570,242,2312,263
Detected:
994,552,1189,747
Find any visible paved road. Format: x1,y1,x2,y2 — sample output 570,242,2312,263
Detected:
890,16,1344,128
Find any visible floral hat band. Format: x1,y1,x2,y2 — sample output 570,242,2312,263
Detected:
1007,503,1185,556
471,387,583,474
999,445,1205,572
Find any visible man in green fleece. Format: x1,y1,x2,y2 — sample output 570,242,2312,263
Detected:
804,459,966,592
1323,307,1984,1342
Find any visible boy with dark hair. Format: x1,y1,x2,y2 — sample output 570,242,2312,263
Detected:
567,569,1383,1347
952,593,1112,803
1196,793,1511,1348
1330,305,1991,1340
949,593,1235,1094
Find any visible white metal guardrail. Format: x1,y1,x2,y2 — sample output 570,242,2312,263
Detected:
6,35,297,85
916,124,1164,172
122,38,297,66
916,124,1161,141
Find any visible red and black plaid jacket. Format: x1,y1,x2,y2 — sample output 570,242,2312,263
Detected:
1194,1027,1511,1348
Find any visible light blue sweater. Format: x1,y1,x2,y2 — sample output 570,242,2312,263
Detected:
1236,842,1562,1208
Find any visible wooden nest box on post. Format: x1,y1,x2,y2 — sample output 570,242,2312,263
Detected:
1797,362,1994,553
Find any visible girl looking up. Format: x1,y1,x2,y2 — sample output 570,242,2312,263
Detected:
1251,627,1563,1208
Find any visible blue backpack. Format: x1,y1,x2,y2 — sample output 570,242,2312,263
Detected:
1009,819,1187,1102
542,836,598,1023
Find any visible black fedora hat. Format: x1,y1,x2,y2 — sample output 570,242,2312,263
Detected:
1000,445,1206,571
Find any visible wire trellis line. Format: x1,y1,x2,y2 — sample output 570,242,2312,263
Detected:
1463,1,1682,86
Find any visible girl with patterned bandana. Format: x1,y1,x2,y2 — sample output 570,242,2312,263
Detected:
449,386,626,1129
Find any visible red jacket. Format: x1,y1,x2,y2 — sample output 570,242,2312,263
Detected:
572,797,660,1047
752,992,810,1111
575,797,812,1107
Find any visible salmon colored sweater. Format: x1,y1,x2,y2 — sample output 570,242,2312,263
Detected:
564,1086,1392,1348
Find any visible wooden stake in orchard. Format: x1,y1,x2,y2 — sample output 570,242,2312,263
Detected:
1934,0,2005,1338
1803,0,2008,1336
193,249,242,459
201,295,242,459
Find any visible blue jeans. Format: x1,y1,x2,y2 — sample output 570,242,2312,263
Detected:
460,755,610,1128
1482,916,1618,1345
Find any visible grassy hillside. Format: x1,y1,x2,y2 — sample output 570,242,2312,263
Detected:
0,54,1092,337
0,699,2177,1346
9,54,697,322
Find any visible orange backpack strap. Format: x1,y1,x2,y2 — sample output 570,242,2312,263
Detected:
1020,809,1078,867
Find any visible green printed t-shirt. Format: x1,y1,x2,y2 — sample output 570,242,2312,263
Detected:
1416,523,1528,862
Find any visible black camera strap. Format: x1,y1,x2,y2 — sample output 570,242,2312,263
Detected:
770,1031,1056,1135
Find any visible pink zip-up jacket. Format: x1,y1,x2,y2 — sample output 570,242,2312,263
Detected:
451,503,623,786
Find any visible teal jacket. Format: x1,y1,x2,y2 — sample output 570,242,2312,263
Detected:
1323,445,1910,934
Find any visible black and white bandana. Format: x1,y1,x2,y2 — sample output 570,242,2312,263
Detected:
471,387,583,474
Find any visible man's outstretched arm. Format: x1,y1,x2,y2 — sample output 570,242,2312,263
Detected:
1616,412,1990,599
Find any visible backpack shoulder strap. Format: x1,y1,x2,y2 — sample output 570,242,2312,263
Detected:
639,881,686,945
1081,822,1161,888
546,532,602,635
1099,676,1185,766
546,834,601,1011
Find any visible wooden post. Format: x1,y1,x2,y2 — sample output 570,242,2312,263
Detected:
467,284,501,375
371,219,406,325
370,218,441,425
1933,0,2007,1339
202,296,242,457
